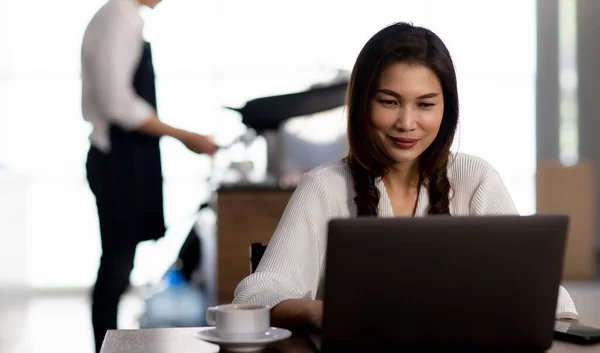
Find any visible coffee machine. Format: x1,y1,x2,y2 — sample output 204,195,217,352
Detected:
225,76,349,182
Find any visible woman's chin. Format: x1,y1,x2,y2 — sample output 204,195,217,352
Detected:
386,149,422,165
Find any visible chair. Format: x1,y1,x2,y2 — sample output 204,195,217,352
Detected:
250,243,267,273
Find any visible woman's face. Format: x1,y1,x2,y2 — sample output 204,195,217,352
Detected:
370,62,445,167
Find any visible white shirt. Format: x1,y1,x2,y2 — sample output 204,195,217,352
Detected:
233,153,579,320
81,0,153,152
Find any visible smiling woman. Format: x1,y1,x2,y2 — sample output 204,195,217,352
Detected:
370,63,446,216
345,23,459,217
233,21,578,329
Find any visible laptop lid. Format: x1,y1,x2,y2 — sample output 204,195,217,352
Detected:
321,215,568,352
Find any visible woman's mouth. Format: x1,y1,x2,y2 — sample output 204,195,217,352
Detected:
389,136,419,149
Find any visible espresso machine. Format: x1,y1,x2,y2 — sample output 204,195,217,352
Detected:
224,75,349,182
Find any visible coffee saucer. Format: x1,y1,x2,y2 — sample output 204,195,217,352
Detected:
196,327,292,352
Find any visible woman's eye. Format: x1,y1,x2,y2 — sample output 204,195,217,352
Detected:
419,102,435,109
378,99,397,107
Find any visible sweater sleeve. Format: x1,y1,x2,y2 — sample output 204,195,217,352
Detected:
232,172,330,308
469,166,579,320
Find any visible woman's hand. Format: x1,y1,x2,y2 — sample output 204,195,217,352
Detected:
271,299,324,329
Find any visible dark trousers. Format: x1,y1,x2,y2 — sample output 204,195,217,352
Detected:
86,146,138,353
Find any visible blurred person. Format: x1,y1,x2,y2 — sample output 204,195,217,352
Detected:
81,0,217,351
232,22,578,329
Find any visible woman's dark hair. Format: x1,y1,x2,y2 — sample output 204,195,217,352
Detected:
345,22,459,216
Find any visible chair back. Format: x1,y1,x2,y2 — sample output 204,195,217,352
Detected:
250,243,267,273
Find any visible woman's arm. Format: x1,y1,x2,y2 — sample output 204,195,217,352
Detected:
233,172,331,328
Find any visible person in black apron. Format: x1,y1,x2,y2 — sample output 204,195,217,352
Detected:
86,42,162,353
84,28,217,353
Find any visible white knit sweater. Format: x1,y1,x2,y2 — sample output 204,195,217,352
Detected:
233,153,578,319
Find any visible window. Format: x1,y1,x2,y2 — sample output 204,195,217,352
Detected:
558,0,579,165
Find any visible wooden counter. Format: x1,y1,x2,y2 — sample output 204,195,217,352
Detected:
216,182,294,304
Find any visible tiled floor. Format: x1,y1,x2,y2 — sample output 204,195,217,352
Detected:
1,282,600,353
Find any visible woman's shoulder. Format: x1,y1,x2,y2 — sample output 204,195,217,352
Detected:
304,159,352,181
447,153,517,215
297,160,353,195
291,160,354,215
448,152,500,184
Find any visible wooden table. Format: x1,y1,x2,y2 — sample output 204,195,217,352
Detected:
100,324,600,353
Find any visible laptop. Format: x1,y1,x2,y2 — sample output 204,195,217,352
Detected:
312,215,569,352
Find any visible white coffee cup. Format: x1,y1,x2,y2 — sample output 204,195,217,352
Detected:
205,304,270,337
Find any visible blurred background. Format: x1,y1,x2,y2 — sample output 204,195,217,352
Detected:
1,0,599,352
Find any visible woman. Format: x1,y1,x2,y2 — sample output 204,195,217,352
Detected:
233,22,578,328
